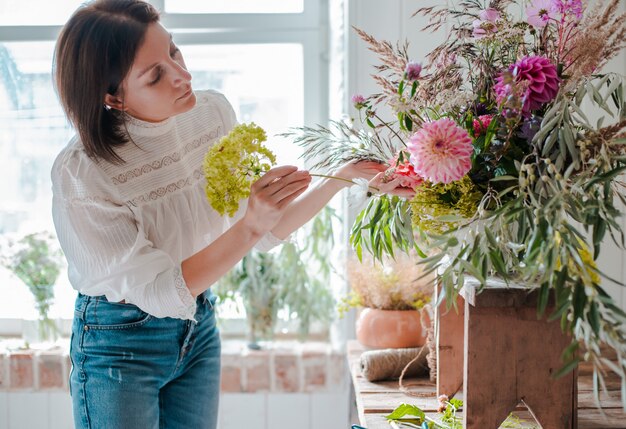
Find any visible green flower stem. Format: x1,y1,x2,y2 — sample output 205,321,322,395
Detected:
372,113,407,146
309,173,380,192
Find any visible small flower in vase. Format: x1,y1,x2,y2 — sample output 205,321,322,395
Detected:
472,8,501,39
351,94,368,110
386,151,424,189
472,114,494,137
404,62,423,81
526,0,557,28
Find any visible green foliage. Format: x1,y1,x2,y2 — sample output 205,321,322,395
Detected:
385,399,463,428
350,195,424,262
214,207,337,341
215,250,282,342
282,119,397,173
1,232,63,320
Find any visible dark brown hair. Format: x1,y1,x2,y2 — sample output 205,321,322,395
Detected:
53,0,160,164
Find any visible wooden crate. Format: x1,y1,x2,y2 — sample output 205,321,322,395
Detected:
436,278,577,428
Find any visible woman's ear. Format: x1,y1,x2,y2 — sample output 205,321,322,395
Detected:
104,94,125,111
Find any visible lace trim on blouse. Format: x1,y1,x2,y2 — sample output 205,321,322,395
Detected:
127,168,204,206
173,266,197,320
111,128,222,185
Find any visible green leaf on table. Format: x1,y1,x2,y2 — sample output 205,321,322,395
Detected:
385,403,426,422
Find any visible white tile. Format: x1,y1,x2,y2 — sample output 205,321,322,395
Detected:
311,392,350,429
0,392,8,429
267,393,309,429
8,392,48,429
219,393,266,429
48,392,73,429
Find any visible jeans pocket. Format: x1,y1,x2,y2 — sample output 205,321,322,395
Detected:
84,297,153,330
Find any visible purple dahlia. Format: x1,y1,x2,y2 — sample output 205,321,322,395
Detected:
494,55,560,116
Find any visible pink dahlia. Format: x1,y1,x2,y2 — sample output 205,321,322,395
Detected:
386,152,424,189
407,118,473,185
472,114,494,137
526,0,557,28
494,56,560,116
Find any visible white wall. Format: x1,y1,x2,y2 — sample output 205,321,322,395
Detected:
0,391,349,429
347,0,626,310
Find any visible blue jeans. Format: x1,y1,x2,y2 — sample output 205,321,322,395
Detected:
69,292,221,429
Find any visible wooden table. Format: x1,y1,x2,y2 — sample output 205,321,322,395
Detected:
348,340,626,428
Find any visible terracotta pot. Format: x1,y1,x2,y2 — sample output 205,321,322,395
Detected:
356,308,427,349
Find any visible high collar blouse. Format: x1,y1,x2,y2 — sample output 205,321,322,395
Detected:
51,90,285,320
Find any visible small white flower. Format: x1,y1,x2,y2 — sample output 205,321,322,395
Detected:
347,178,372,211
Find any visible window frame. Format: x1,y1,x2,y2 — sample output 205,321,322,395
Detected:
0,0,330,339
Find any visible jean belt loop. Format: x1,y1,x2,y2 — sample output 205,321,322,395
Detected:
74,294,91,321
206,292,215,310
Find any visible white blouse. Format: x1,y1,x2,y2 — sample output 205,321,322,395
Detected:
51,90,285,321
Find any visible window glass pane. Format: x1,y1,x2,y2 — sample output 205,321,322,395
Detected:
0,0,83,25
0,41,305,321
165,0,303,14
181,43,304,166
0,42,74,319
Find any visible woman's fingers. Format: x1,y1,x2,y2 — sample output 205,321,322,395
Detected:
248,167,310,215
269,176,312,202
376,177,402,193
254,165,299,189
368,173,416,199
368,172,386,187
353,161,388,179
262,169,310,195
277,183,309,209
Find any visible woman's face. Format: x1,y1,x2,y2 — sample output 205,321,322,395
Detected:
106,22,196,122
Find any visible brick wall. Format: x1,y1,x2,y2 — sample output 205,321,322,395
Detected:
0,339,350,429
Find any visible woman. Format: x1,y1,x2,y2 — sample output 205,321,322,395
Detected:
51,1,396,428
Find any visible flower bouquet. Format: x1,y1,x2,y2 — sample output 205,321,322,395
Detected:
286,0,626,404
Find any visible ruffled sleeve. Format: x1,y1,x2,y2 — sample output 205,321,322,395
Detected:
51,145,197,320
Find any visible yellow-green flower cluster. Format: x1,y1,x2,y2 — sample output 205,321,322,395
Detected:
203,123,276,216
409,175,482,234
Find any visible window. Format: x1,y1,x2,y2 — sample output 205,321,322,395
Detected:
0,0,329,336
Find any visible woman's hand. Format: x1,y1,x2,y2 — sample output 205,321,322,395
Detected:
369,172,417,199
242,166,311,236
334,160,387,181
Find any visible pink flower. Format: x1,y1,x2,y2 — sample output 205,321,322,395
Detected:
351,94,366,109
526,0,557,28
494,56,560,116
405,62,422,81
386,152,424,189
472,115,494,137
552,0,583,21
437,394,449,413
480,8,501,22
407,118,473,185
472,8,501,39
